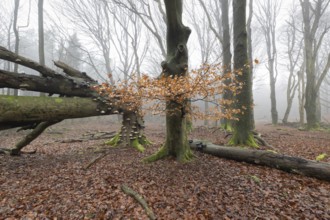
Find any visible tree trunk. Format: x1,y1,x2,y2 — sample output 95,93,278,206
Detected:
270,76,278,124
190,140,330,182
106,110,148,152
0,95,114,130
13,0,20,96
145,0,193,162
247,0,255,130
229,0,257,146
220,0,233,131
38,0,46,97
298,70,305,125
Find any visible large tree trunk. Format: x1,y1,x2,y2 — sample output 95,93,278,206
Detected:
0,95,114,130
190,140,330,182
229,0,257,146
145,0,193,162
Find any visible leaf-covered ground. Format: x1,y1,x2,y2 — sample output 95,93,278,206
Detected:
1,117,330,219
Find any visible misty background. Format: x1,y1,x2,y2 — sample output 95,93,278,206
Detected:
0,0,329,125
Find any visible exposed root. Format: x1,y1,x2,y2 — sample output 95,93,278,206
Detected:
121,184,156,220
131,139,145,152
104,133,121,146
228,132,259,148
143,145,169,163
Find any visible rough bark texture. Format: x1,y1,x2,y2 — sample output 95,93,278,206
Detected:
145,0,193,162
190,140,330,182
229,0,257,146
106,110,148,152
0,95,112,129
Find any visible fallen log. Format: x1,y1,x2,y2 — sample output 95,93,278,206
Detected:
189,140,330,182
0,95,119,130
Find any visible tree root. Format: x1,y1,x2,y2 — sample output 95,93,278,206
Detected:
143,144,194,163
121,184,156,220
143,145,169,163
105,133,151,153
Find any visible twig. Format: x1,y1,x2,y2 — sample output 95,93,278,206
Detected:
121,184,156,220
83,152,111,170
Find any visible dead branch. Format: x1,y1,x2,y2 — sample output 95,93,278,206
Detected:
121,184,156,220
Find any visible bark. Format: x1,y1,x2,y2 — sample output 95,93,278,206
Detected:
145,0,193,162
300,0,330,129
106,110,148,152
0,95,114,130
247,0,255,129
38,0,45,67
11,120,61,155
220,0,233,130
13,0,20,96
121,185,156,220
229,0,257,146
190,140,330,182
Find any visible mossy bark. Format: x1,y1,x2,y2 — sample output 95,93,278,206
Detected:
0,95,114,129
145,0,193,162
105,110,149,152
229,0,257,147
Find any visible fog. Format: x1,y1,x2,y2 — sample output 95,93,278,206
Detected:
0,0,329,125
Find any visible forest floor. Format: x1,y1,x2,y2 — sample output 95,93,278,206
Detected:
1,117,330,219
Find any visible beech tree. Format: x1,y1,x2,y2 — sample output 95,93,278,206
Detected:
255,0,281,125
229,0,257,146
144,0,193,162
299,0,330,129
282,6,304,124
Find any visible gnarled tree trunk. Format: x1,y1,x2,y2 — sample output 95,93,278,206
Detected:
145,0,193,162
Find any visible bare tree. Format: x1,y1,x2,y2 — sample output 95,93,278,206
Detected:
13,0,20,96
59,0,115,84
229,0,257,146
282,5,304,124
186,0,217,127
299,0,330,129
112,0,167,64
110,5,149,81
255,0,282,125
220,0,233,130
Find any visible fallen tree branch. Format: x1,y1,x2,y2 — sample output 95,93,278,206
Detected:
54,61,96,83
0,46,58,78
11,120,61,155
189,140,330,182
83,152,111,170
60,131,116,143
0,69,95,97
121,184,156,220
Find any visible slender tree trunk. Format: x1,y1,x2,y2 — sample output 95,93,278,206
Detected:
220,0,233,131
298,70,305,125
247,0,255,129
270,75,278,124
145,0,193,162
38,0,46,97
13,0,20,96
229,0,257,147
